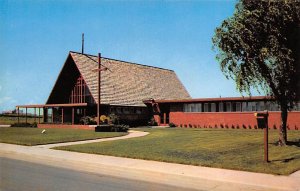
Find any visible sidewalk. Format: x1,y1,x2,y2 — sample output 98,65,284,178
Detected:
0,132,299,191
33,130,149,148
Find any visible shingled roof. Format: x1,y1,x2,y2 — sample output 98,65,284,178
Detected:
49,51,191,107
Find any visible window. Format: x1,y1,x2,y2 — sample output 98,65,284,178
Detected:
242,102,247,111
190,104,196,112
226,102,231,112
116,107,122,114
123,108,129,114
219,103,224,112
211,103,216,112
183,103,202,112
258,101,265,111
204,103,209,112
135,108,142,114
196,103,202,112
236,102,241,112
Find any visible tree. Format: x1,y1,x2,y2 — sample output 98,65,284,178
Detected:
212,0,300,145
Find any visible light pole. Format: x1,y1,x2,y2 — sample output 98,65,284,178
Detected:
92,53,107,126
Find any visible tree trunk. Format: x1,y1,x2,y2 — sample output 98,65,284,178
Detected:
279,104,288,146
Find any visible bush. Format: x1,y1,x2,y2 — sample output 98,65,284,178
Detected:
148,118,158,126
95,124,129,132
80,116,97,125
100,115,110,124
11,122,36,128
169,122,176,128
109,113,120,125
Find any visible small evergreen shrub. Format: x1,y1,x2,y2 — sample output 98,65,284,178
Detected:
148,118,158,126
11,123,36,128
95,124,129,132
109,113,120,125
243,124,247,129
169,122,177,128
273,124,277,130
80,116,97,125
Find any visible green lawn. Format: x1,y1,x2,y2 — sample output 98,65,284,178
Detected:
56,128,300,175
0,127,128,146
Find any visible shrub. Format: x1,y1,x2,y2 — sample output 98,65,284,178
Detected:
236,125,240,129
95,124,129,132
220,124,224,128
189,124,192,128
11,122,36,128
80,116,97,125
248,125,252,129
242,124,247,129
273,124,277,130
109,113,120,125
225,124,229,129
169,122,176,128
214,124,218,129
254,125,258,129
148,118,158,126
100,115,110,124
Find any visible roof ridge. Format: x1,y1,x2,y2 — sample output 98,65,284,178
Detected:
69,51,174,72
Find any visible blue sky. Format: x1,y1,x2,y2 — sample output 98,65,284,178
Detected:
0,0,259,112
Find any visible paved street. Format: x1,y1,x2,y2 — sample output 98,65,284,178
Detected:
0,157,198,191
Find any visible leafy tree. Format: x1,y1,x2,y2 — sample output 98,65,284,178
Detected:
212,0,300,145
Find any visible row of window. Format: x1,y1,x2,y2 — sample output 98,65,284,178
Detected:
110,107,146,115
183,101,300,113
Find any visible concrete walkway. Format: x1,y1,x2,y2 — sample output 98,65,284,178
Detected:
0,131,299,191
33,130,149,149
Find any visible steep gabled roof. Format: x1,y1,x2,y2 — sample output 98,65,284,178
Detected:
68,51,191,106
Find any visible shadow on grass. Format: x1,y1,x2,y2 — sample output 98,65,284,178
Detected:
271,156,299,163
286,141,300,147
271,140,300,147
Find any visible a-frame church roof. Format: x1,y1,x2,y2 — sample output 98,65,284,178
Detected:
47,51,191,107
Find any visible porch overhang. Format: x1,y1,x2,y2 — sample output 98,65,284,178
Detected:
16,103,88,108
15,103,88,125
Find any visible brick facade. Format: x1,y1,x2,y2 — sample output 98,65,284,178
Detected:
157,111,300,130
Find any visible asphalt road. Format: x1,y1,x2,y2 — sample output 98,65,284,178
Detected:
0,157,199,191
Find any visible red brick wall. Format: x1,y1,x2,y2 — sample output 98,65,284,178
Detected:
37,124,95,130
156,111,300,130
